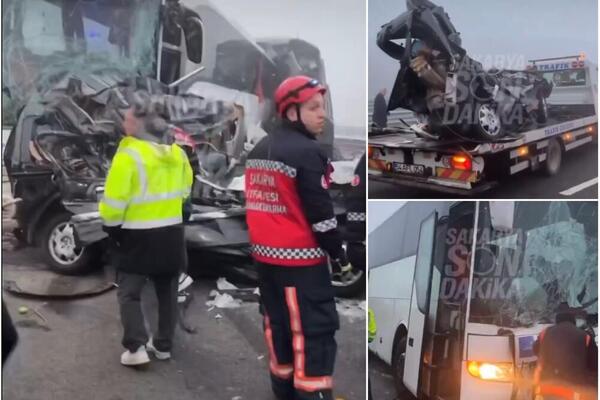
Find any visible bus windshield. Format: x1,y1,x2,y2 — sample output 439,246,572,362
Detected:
2,0,161,122
469,202,598,328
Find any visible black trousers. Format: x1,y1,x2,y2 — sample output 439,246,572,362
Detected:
117,272,178,353
257,261,339,400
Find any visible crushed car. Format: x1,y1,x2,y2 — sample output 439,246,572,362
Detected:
377,0,553,141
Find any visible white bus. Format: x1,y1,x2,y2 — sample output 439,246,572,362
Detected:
369,201,598,399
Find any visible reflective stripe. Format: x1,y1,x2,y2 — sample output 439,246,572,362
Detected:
103,220,123,227
101,197,128,210
311,217,337,233
264,315,294,380
246,159,297,178
347,212,366,222
294,376,333,392
121,148,148,195
285,287,333,393
130,190,186,204
121,216,182,229
252,245,326,260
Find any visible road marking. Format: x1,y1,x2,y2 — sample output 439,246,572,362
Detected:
559,178,598,196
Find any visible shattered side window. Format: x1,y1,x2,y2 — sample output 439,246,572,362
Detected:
2,0,161,122
469,202,598,328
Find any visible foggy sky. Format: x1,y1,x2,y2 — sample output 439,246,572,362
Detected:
369,0,598,98
209,0,367,129
368,201,405,233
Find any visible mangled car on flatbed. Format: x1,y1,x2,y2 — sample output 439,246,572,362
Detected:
368,0,597,194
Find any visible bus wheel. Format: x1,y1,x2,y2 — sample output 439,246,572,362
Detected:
392,335,410,397
543,137,562,176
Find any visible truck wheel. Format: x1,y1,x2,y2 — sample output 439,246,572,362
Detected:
543,138,562,176
41,212,98,275
392,335,410,397
473,103,504,141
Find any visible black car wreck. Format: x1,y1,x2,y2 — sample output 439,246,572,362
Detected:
377,0,553,141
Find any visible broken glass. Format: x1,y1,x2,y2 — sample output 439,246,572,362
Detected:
469,202,598,328
2,0,161,123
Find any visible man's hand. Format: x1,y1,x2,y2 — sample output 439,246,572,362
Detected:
102,226,123,247
331,247,350,273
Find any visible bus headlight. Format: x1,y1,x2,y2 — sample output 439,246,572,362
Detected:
467,361,514,382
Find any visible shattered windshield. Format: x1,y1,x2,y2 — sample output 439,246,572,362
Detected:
2,0,161,123
469,202,598,328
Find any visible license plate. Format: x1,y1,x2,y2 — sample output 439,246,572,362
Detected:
392,162,426,176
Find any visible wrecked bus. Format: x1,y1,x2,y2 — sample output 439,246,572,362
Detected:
369,201,597,399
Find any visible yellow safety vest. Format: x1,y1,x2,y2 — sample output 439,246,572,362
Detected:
368,308,377,343
99,136,193,229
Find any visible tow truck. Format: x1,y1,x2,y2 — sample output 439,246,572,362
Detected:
368,56,597,195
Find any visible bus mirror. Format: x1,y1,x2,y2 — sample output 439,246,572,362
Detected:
183,16,203,63
489,202,515,232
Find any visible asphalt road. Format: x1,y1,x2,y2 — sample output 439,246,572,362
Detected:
2,248,366,400
369,141,598,199
369,352,409,400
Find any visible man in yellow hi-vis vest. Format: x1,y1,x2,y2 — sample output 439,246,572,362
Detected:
99,92,193,366
368,308,377,400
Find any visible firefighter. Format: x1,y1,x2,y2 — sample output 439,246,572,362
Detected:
245,75,348,400
533,304,598,400
99,92,193,366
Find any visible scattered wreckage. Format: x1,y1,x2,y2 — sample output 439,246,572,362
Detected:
377,0,553,141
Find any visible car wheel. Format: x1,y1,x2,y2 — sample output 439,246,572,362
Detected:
331,262,365,298
473,103,504,140
331,242,365,298
543,137,562,176
41,212,98,275
392,335,410,397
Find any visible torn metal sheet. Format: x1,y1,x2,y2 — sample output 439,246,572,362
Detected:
3,268,115,298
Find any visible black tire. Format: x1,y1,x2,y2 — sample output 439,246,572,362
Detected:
40,212,98,275
542,137,562,176
392,335,411,397
473,103,505,141
332,266,365,298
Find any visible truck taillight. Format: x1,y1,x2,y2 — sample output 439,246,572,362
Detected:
467,361,514,382
451,154,472,170
368,146,374,158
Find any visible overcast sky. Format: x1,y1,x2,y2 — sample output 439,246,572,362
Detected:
369,0,598,98
368,201,405,233
208,0,367,128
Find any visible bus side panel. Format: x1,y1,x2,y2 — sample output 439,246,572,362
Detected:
368,255,416,365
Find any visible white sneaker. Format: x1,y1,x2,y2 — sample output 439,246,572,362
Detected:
178,273,193,292
146,338,171,360
120,345,150,366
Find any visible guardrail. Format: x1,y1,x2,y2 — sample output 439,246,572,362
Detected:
368,102,418,128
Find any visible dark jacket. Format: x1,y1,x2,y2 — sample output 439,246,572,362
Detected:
114,225,186,276
372,93,388,128
245,121,342,266
535,321,597,386
345,153,366,242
